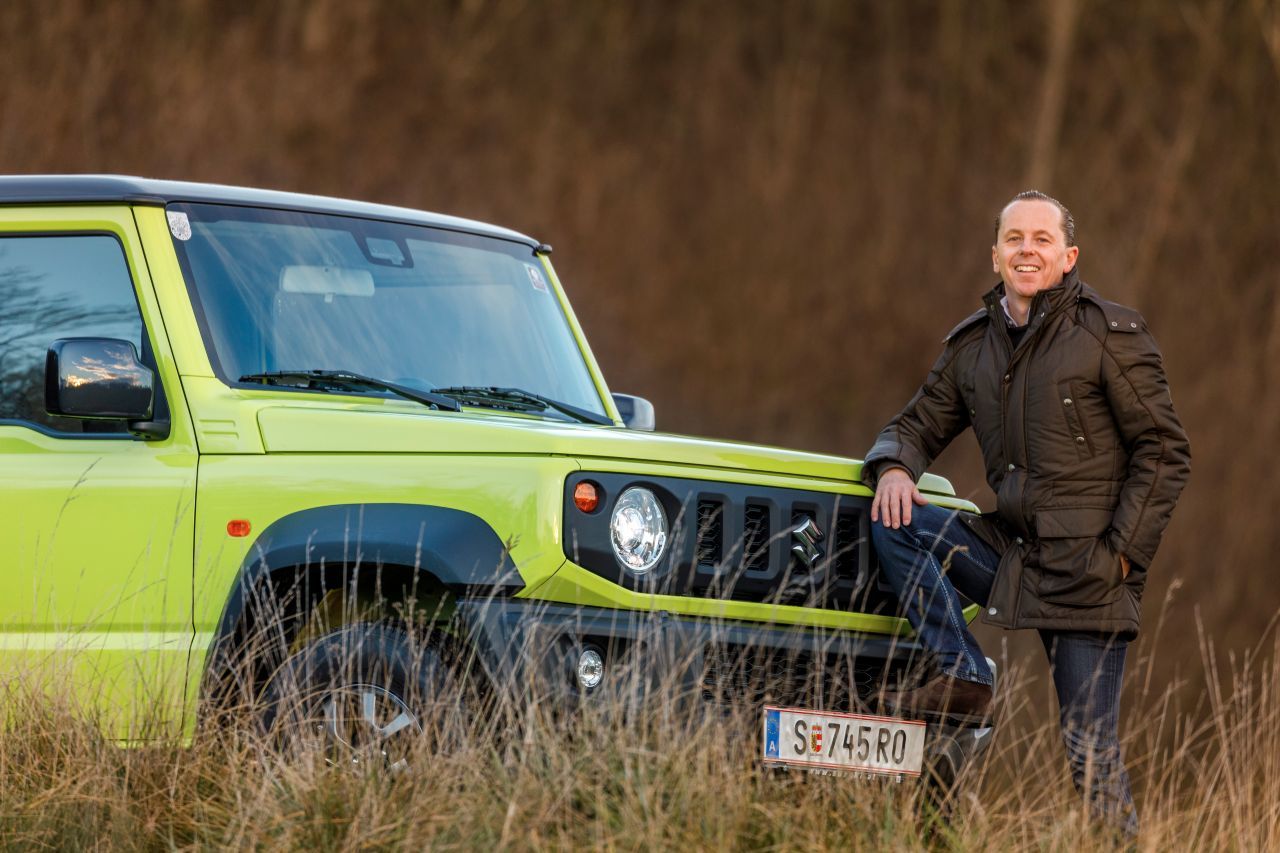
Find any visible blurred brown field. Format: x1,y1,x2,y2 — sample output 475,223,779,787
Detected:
1,0,1277,703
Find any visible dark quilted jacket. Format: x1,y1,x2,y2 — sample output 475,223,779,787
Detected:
862,268,1191,637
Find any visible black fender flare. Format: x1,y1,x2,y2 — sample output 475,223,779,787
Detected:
199,503,521,710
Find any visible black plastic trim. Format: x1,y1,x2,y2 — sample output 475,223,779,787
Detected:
221,502,520,615
0,419,146,440
200,503,521,706
456,598,928,712
455,600,992,773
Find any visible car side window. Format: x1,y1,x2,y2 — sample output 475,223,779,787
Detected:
0,234,146,434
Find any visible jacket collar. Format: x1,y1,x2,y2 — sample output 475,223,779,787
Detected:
982,266,1082,326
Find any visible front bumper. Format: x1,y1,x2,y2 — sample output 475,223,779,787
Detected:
455,599,995,779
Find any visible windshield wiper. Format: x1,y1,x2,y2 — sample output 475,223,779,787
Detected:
430,386,613,425
238,370,462,412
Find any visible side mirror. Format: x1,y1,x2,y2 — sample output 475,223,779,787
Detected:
612,393,655,431
45,338,166,437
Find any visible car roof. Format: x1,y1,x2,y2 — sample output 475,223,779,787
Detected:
0,174,540,247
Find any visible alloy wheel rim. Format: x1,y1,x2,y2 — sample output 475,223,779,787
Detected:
307,682,422,772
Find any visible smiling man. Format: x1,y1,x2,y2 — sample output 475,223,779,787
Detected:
861,191,1190,835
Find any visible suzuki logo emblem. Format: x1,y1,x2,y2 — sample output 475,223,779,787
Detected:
790,516,825,569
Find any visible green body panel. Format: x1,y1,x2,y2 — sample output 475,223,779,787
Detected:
1,197,976,743
250,404,954,495
0,207,197,739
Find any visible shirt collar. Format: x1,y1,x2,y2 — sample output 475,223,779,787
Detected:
985,266,1082,328
999,295,1023,328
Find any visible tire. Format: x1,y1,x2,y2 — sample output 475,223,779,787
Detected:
920,721,995,820
260,622,465,771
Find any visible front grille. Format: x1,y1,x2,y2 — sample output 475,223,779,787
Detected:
563,472,909,612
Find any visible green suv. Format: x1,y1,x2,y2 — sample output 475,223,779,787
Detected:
0,176,991,780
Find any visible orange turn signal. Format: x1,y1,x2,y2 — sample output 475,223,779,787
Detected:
227,519,252,537
573,482,600,513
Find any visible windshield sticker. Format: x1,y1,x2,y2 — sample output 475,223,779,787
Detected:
525,263,549,293
167,211,192,241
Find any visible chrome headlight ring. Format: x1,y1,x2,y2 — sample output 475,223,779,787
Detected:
608,486,668,573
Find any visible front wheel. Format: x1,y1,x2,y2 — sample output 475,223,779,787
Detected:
260,622,464,770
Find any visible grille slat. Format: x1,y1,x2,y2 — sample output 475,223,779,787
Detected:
695,500,723,566
832,512,860,579
742,503,770,573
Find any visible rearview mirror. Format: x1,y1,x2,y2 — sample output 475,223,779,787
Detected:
612,393,655,431
280,265,375,297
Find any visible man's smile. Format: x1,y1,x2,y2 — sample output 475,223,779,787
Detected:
1014,264,1041,272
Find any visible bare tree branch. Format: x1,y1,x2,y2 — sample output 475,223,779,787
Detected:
1250,0,1280,81
1128,0,1227,304
1025,0,1081,188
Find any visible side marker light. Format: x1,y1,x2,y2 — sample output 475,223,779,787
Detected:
227,519,251,537
574,482,600,513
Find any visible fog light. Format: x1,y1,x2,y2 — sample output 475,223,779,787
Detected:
576,648,604,690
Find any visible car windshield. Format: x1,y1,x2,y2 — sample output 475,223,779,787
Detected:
167,202,606,417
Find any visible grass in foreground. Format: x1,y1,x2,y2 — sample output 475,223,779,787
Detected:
0,617,1276,852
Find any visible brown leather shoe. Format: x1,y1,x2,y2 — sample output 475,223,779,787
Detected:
879,674,993,725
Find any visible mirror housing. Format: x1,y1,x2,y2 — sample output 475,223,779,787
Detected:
612,393,655,431
45,338,166,437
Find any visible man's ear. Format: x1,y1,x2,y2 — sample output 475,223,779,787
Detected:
1064,245,1080,272
991,245,999,273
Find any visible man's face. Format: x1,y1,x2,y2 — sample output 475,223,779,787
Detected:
991,199,1079,300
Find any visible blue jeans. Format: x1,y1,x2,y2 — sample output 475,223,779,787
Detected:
872,503,1137,835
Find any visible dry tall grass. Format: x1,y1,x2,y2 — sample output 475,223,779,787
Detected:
1,609,1276,851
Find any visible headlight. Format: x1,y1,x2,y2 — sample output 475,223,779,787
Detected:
609,487,668,573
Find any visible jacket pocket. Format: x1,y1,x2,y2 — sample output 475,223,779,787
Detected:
1033,506,1123,605
1059,382,1094,460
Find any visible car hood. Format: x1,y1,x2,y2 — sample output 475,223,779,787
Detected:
255,404,956,495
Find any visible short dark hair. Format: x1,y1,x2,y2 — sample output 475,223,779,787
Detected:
994,190,1075,247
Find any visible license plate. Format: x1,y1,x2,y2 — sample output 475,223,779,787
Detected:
761,705,926,777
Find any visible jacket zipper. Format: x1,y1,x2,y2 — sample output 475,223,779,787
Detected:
995,314,1014,473
999,292,1051,535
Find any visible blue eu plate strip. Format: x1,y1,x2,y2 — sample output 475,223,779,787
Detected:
764,708,780,758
